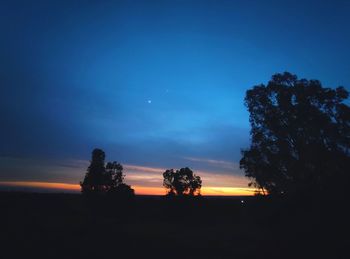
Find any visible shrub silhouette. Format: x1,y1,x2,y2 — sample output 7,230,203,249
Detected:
163,167,202,196
80,148,134,196
240,72,350,196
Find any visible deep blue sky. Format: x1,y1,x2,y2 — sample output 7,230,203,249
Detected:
1,0,350,190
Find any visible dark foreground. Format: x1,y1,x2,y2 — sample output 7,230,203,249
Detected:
1,192,348,259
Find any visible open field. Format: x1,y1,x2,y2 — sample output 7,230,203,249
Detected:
1,192,348,259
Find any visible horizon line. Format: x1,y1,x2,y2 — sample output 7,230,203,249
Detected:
0,181,255,196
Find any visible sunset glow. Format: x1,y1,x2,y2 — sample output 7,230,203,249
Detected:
0,181,81,191
1,2,347,258
0,181,254,196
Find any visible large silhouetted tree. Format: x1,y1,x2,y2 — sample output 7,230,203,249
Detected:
240,72,350,196
81,148,107,193
163,167,202,196
80,148,134,196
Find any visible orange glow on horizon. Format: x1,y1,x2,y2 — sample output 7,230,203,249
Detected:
201,187,254,196
0,181,81,191
0,181,254,196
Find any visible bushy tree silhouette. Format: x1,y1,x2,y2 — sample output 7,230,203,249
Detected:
163,167,202,196
80,148,134,196
105,161,124,189
240,72,350,196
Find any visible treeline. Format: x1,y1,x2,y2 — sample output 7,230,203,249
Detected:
80,72,350,198
80,148,202,197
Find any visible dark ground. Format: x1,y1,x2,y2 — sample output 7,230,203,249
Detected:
0,192,348,259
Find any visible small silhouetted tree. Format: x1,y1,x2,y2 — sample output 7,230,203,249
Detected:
80,148,134,196
106,161,124,189
240,72,350,196
106,161,134,196
163,167,202,196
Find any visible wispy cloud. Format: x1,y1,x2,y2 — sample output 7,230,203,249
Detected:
124,163,249,188
124,164,164,173
183,156,240,171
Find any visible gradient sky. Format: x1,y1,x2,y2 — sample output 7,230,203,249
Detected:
1,0,350,195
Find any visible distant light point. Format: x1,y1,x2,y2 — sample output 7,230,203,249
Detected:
147,100,152,104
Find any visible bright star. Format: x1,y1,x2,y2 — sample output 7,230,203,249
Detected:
147,100,152,104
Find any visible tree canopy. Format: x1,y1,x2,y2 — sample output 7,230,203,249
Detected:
80,148,134,196
240,72,350,196
163,167,202,196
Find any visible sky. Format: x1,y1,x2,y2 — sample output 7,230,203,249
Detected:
1,0,350,195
